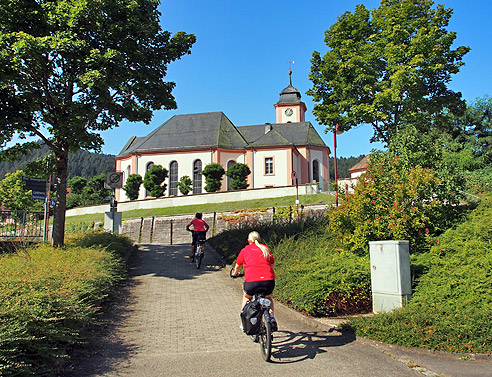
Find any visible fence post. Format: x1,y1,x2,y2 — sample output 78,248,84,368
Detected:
170,219,173,245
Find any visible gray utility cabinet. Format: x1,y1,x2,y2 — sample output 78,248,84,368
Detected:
369,240,411,313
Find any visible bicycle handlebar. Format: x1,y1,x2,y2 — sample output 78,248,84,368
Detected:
229,267,244,279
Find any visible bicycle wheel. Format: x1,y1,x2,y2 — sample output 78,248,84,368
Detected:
195,245,203,269
259,311,272,361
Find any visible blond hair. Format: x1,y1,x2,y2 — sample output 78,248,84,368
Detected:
248,231,271,258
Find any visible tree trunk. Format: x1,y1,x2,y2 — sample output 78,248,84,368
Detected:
52,147,69,247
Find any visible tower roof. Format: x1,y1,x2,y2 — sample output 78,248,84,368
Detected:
276,69,303,105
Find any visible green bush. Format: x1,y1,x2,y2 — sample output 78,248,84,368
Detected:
274,228,371,316
123,173,143,200
347,198,492,353
225,163,250,190
202,163,224,192
0,232,132,375
143,165,168,197
177,175,192,195
328,151,466,255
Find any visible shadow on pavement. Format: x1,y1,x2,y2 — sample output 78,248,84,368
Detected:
131,243,223,280
270,329,356,363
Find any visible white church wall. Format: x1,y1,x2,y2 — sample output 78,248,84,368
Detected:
253,149,289,187
135,151,214,200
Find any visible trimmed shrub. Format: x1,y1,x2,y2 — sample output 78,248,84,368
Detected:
123,173,143,200
202,163,224,192
226,163,250,190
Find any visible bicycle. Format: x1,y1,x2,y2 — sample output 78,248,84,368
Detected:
192,236,205,269
230,268,274,361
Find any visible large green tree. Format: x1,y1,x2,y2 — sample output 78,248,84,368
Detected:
0,0,195,245
308,0,470,144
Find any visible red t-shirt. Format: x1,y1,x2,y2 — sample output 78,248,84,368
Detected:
236,243,275,282
188,218,209,231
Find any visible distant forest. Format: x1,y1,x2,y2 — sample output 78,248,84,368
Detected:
329,155,366,179
0,143,116,180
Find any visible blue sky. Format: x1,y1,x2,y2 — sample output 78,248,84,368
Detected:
99,0,492,157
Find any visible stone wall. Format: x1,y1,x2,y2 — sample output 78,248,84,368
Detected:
119,204,330,245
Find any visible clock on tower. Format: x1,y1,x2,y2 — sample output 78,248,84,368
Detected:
274,69,307,123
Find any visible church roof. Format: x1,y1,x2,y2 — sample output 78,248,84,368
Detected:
117,112,247,157
276,70,303,105
117,112,329,157
239,122,328,148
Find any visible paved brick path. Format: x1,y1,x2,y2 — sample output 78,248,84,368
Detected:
67,244,491,377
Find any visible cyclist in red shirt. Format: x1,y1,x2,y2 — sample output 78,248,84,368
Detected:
186,213,209,258
232,231,277,330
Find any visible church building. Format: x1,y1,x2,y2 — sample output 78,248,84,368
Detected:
115,72,331,202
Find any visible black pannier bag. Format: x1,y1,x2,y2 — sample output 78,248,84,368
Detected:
241,299,262,335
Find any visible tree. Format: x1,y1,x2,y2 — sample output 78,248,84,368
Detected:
308,0,470,144
143,165,168,197
226,163,251,190
0,170,41,211
0,0,195,245
177,175,192,195
68,176,88,195
442,96,492,171
202,163,225,192
123,174,143,200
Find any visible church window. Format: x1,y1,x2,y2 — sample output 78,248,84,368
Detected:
265,157,274,175
169,161,178,196
193,160,202,194
313,160,320,183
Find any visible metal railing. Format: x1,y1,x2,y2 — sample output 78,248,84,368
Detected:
0,211,46,240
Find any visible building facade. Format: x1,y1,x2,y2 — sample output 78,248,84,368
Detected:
115,73,331,202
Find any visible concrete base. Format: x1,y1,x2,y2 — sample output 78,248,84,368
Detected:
104,212,122,234
372,293,412,313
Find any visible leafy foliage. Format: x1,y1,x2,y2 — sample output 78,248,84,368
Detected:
0,232,131,375
66,173,112,209
68,176,88,195
0,170,42,211
226,163,251,190
177,175,192,195
308,0,469,144
202,163,225,192
0,0,195,245
347,198,492,353
328,150,466,255
123,173,143,200
143,165,168,198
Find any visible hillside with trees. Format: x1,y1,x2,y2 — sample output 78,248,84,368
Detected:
0,144,116,181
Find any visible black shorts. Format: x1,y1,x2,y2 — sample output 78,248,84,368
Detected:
243,280,275,296
192,231,206,246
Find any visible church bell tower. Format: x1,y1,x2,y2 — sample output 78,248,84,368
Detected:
274,69,307,123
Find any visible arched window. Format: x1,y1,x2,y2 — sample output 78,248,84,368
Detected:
193,160,202,194
145,162,154,197
169,161,178,196
227,160,236,191
312,160,320,183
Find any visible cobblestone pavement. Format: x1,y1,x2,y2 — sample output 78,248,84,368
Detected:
68,244,491,377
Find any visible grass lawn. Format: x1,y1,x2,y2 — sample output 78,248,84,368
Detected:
65,193,335,227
